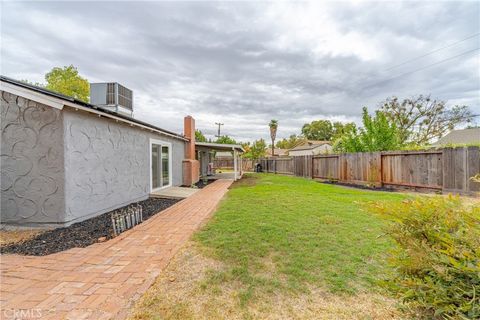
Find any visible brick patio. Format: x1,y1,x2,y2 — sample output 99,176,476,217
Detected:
0,179,233,320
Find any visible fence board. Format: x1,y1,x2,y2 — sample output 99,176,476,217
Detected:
275,157,294,174
381,151,443,189
443,148,454,191
313,155,339,179
338,152,381,185
214,159,254,171
454,148,466,191
467,146,480,192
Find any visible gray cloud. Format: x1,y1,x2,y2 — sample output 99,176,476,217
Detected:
1,1,479,142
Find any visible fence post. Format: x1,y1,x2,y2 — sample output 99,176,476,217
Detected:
467,146,480,194
293,156,296,176
311,155,314,179
379,152,384,188
305,155,308,178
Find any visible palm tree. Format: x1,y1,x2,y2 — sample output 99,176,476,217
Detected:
269,119,278,157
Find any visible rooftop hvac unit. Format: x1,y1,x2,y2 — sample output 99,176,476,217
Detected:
90,82,133,116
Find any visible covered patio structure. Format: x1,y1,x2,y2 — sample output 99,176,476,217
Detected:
195,142,245,181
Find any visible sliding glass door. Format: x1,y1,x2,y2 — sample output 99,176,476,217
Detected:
151,140,171,190
161,146,169,187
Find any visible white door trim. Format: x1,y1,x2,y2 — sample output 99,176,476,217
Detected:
149,138,173,192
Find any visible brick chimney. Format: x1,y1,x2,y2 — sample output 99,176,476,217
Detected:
182,116,200,186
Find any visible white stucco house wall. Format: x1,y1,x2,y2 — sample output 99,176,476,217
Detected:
0,76,244,228
288,141,333,156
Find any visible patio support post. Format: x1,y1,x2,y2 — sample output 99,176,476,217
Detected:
233,148,238,181
240,155,243,176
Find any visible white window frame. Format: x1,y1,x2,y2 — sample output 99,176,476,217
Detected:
149,138,173,192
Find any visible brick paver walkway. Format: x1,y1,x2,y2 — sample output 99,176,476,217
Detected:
0,179,233,320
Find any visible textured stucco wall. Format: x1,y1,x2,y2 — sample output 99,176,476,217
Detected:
1,92,66,226
1,91,185,226
63,109,185,224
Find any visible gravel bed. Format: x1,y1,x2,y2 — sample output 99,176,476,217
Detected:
195,179,217,189
0,197,180,256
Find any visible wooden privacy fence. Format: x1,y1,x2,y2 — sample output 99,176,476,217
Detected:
260,147,480,195
213,159,254,171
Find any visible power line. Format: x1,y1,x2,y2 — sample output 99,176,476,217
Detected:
362,47,480,91
349,34,480,94
385,32,480,71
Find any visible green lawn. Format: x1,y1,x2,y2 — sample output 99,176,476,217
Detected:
195,173,408,302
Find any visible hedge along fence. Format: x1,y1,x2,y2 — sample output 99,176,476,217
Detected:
260,146,480,195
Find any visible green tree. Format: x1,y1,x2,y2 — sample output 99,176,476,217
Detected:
302,120,356,141
269,120,278,156
332,121,356,141
195,130,207,142
336,107,401,152
380,95,474,145
243,139,267,159
302,120,333,140
276,134,306,149
215,135,237,144
45,65,89,102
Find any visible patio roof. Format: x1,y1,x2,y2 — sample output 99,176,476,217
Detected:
195,142,244,153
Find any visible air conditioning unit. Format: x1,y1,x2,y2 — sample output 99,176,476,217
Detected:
90,82,133,116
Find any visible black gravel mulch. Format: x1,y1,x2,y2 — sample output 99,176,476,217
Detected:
0,197,180,256
195,178,217,189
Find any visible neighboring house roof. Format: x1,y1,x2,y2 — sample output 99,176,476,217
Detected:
431,128,480,146
289,140,331,151
0,75,188,141
266,148,288,156
195,142,244,152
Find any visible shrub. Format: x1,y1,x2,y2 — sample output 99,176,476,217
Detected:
370,196,480,319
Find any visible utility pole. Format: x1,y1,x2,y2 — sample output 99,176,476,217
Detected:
215,122,224,138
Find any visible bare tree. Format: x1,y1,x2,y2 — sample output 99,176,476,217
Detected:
380,95,474,145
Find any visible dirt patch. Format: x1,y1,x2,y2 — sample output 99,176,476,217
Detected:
128,242,404,320
229,174,259,189
0,197,180,256
321,180,480,200
0,229,44,246
321,180,397,193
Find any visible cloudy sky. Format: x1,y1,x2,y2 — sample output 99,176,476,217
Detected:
1,1,479,142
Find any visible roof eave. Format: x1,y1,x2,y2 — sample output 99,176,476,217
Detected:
195,142,244,152
0,76,188,141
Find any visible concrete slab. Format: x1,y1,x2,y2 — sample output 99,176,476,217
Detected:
207,172,236,180
150,186,199,199
209,172,235,180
